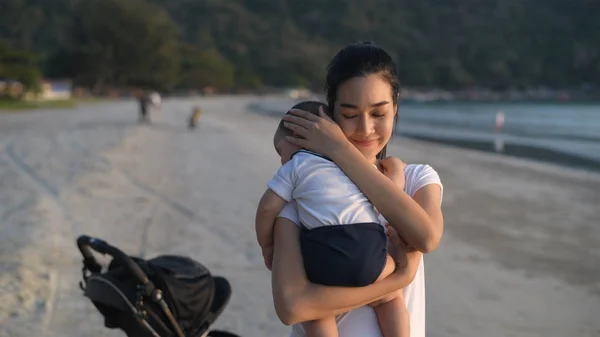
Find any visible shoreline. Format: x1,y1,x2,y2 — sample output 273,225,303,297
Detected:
0,99,78,111
398,133,600,173
0,97,116,112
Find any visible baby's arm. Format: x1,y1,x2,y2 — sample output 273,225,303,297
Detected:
256,189,287,248
256,156,296,269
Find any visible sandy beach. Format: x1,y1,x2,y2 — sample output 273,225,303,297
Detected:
0,96,599,337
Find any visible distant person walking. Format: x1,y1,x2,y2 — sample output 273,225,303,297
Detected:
138,92,150,123
138,91,161,123
493,111,505,152
494,111,505,133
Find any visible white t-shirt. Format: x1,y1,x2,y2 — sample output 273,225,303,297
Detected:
267,150,380,229
279,164,443,337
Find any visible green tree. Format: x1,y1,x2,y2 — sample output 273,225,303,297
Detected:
179,46,235,91
1,0,599,90
234,67,263,90
0,40,42,97
64,0,180,92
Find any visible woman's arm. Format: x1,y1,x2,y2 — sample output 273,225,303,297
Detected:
332,149,444,253
282,110,443,253
271,218,421,325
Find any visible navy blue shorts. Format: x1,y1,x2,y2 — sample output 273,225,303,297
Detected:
300,223,387,287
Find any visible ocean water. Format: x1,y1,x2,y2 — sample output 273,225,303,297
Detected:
251,99,600,171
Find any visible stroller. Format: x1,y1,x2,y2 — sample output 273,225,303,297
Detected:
77,235,240,337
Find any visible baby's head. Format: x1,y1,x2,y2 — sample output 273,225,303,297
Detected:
273,101,330,165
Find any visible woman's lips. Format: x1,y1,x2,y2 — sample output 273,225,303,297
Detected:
352,139,377,147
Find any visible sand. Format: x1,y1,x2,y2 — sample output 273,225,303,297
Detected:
0,96,599,337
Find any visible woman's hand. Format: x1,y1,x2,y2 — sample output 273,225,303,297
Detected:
385,224,417,266
282,107,350,158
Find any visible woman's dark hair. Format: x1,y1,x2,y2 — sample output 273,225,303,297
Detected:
325,41,400,159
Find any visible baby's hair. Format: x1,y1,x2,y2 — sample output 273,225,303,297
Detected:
274,101,331,141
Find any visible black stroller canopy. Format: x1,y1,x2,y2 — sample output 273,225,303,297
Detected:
77,235,239,337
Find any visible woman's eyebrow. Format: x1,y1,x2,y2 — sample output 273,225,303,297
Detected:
339,101,389,109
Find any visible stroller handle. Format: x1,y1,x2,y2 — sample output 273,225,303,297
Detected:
77,235,151,287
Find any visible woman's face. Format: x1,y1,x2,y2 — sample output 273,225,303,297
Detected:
333,74,397,163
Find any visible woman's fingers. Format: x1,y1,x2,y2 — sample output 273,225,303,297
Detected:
386,226,403,247
387,226,411,251
286,136,310,149
282,113,314,129
318,106,335,122
288,108,320,121
283,122,308,137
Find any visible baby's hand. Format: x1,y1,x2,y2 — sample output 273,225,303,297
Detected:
379,157,407,191
261,245,274,271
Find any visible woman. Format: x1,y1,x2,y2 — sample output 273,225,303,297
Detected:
270,42,444,337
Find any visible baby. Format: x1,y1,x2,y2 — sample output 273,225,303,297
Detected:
255,101,409,337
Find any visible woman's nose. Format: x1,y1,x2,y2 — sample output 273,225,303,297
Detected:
356,114,374,135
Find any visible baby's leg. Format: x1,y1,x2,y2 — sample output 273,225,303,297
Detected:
376,253,396,282
369,253,409,337
372,290,409,337
369,253,396,307
302,317,338,337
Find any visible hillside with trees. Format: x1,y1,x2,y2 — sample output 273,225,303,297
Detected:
1,0,598,93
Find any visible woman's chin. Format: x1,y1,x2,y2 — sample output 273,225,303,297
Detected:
357,149,379,163
349,141,381,162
